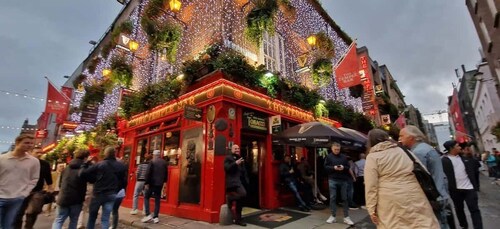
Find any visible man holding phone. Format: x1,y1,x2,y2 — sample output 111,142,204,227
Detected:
324,142,354,225
224,144,248,226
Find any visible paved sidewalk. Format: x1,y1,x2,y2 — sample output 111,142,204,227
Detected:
118,206,371,229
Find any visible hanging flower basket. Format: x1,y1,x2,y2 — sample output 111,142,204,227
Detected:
311,58,333,86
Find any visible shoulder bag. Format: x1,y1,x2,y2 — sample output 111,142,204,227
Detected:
400,147,440,202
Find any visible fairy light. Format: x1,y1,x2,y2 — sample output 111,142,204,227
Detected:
72,0,364,130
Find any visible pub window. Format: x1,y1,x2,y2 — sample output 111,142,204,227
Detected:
136,138,149,164
272,144,286,161
163,131,181,166
149,134,163,156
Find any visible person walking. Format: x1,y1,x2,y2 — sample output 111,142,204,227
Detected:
324,142,354,225
442,140,483,229
110,158,128,229
353,153,366,208
141,150,168,224
365,129,439,228
399,126,452,228
0,134,39,229
52,149,91,229
14,146,54,229
46,164,65,216
130,154,151,215
224,144,248,226
79,146,127,229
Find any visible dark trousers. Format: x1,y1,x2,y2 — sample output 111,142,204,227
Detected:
353,176,365,206
226,186,246,223
450,189,483,229
144,185,162,218
13,193,42,229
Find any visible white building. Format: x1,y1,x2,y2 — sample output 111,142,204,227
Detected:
423,112,452,152
472,62,500,152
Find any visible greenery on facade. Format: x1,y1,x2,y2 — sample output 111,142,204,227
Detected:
314,32,335,59
311,58,333,86
73,74,87,88
245,0,278,46
110,56,133,88
278,0,296,21
492,122,500,142
79,80,114,109
325,100,373,133
101,43,113,59
87,57,101,74
141,17,182,62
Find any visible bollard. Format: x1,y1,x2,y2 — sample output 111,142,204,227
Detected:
219,204,233,225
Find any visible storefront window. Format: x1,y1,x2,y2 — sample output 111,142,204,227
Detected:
136,138,148,164
149,134,162,156
163,131,180,166
272,144,285,161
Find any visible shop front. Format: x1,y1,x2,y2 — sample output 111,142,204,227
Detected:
118,71,340,223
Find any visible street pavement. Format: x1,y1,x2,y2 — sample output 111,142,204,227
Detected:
31,173,499,229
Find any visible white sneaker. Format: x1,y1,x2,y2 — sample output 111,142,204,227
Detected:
153,217,159,224
141,215,153,223
326,215,336,223
360,205,367,210
130,209,138,215
343,216,354,225
319,194,328,201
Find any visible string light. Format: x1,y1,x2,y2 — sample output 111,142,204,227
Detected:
0,89,73,105
72,0,363,129
0,141,14,144
0,125,40,131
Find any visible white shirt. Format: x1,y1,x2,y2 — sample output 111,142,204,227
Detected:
448,155,474,190
354,159,366,177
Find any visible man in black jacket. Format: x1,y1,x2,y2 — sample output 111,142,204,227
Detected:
279,155,311,212
442,140,483,229
14,146,53,229
324,142,354,225
79,146,127,229
52,149,90,229
224,144,248,226
141,150,168,224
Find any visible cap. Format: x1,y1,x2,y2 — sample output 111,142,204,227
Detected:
443,140,457,152
152,150,161,155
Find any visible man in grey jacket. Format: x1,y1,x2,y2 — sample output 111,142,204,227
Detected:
400,126,452,229
141,150,168,224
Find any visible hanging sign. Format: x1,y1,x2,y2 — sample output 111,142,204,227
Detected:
183,105,202,121
269,115,282,134
242,110,268,132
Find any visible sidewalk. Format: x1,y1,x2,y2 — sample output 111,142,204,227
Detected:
118,206,371,229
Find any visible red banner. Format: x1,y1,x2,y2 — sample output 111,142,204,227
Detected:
37,112,50,130
61,86,73,100
449,89,467,142
45,81,70,124
35,129,48,139
395,114,406,129
334,42,361,89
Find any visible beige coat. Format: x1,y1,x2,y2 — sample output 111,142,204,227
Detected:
365,141,439,229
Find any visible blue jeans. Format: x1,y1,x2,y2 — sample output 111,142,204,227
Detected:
0,197,24,229
285,180,307,207
144,185,162,218
111,197,124,229
328,179,348,217
346,179,356,206
52,204,83,229
132,181,145,210
86,194,116,229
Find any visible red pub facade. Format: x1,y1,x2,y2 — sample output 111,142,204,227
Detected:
118,71,339,222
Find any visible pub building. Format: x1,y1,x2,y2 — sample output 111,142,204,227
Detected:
118,71,340,223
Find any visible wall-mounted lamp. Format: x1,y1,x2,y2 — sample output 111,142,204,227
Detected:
169,0,182,12
103,69,112,77
307,35,317,46
128,40,139,52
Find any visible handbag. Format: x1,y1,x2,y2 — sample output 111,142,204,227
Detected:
400,147,440,201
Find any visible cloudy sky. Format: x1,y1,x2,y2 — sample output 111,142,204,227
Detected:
0,0,481,150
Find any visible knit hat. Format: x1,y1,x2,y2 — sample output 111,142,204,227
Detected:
443,140,457,152
152,150,161,155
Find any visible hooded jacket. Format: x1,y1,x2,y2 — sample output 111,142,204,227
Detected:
57,159,87,207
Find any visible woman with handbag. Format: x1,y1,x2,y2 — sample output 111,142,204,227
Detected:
364,129,439,229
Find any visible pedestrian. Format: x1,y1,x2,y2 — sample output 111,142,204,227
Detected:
130,154,151,215
461,142,481,191
110,157,128,229
353,153,366,208
324,142,354,225
280,155,312,212
14,146,54,229
297,156,327,204
442,140,483,229
346,156,359,210
46,164,65,216
399,126,452,228
223,144,248,226
485,150,497,179
0,134,40,229
365,129,439,228
141,150,168,224
79,146,127,229
77,156,97,229
52,149,91,229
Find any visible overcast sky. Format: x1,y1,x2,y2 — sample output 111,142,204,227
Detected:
0,0,481,150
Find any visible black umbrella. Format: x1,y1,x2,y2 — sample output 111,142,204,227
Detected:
276,122,358,147
339,127,368,148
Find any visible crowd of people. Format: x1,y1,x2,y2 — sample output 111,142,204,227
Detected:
0,134,169,229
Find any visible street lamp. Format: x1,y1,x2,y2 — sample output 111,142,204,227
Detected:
169,0,182,12
103,69,112,77
307,35,317,46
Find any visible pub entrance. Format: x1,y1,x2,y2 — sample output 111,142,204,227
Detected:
240,135,266,209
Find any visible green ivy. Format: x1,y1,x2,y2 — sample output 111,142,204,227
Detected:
245,0,278,46
80,80,114,110
311,58,333,86
73,74,87,88
110,56,133,88
87,57,101,74
314,31,335,59
141,17,182,62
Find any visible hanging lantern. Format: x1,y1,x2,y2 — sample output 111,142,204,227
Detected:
307,35,317,46
128,40,139,52
102,69,112,77
169,0,182,12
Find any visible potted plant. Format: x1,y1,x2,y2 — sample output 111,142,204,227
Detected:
110,56,133,88
311,58,333,86
141,18,182,62
245,0,278,46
